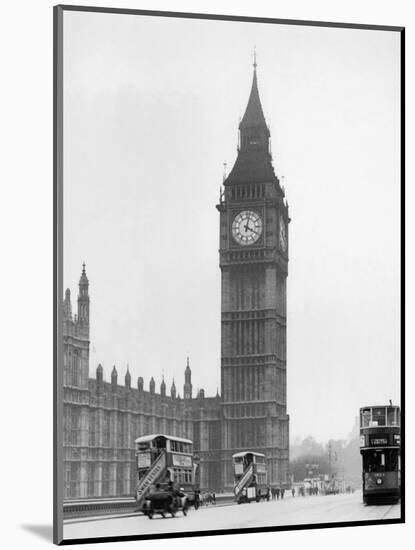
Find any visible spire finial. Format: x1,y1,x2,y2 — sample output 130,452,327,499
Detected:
186,356,189,368
82,262,86,274
253,46,257,70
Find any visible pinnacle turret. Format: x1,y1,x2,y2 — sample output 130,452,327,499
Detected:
160,376,166,397
184,356,192,399
96,363,103,385
111,365,118,390
77,263,90,332
171,379,177,398
125,366,131,389
63,288,72,321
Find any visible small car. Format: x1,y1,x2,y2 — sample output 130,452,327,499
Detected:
141,485,188,519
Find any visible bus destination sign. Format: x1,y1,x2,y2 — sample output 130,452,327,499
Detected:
370,437,388,446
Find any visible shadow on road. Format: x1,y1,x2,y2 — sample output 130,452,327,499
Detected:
21,524,53,542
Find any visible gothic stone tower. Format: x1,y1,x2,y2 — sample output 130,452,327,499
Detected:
63,263,90,390
217,62,290,488
63,264,91,497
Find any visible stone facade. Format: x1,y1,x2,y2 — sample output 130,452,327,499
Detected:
62,64,289,499
63,276,222,498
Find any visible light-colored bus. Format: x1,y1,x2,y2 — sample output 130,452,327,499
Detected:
232,451,269,504
135,434,198,506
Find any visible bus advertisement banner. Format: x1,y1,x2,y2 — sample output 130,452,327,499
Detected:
137,452,151,468
172,454,192,467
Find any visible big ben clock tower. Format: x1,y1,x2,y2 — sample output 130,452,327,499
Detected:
217,59,290,488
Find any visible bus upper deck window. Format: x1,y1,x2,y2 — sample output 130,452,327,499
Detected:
387,408,397,426
397,408,401,427
362,410,371,427
372,407,386,426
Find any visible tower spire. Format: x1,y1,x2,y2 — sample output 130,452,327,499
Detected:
239,58,268,133
222,56,276,186
77,262,90,335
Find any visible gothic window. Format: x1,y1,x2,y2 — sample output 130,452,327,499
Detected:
117,416,123,448
130,465,136,494
68,462,80,498
63,405,69,444
87,463,95,497
103,412,110,447
89,410,96,446
102,463,110,496
122,415,129,448
70,408,81,446
193,422,200,450
116,464,123,496
64,463,71,499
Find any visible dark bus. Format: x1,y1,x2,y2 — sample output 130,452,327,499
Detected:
359,405,401,504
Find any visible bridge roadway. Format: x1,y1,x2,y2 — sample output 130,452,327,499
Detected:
64,490,400,541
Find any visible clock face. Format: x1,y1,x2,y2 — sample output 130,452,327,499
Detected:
279,217,287,252
232,210,263,246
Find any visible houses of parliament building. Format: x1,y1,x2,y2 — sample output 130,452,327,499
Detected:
63,61,290,499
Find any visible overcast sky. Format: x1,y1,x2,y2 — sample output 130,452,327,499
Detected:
63,11,400,442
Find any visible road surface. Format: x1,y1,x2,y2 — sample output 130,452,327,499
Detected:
64,491,400,540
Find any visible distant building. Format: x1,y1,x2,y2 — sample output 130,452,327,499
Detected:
62,61,289,498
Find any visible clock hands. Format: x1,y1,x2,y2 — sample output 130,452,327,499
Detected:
244,214,260,236
244,213,255,234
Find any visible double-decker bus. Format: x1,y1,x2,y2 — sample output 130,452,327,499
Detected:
135,434,198,506
359,405,401,504
232,451,269,504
